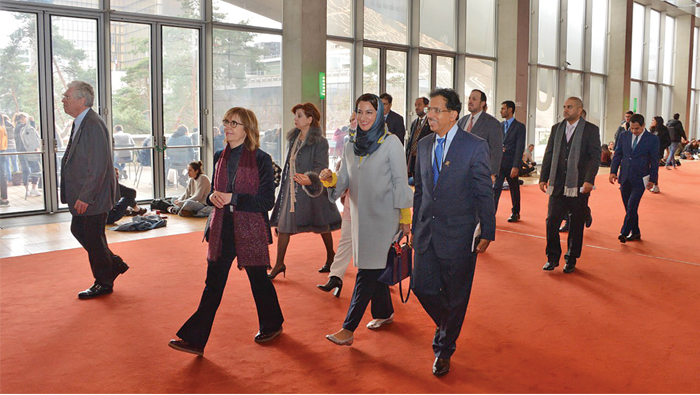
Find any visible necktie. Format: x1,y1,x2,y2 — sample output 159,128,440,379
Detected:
467,116,474,132
64,122,76,159
503,122,508,139
432,137,445,187
632,135,639,150
409,118,423,162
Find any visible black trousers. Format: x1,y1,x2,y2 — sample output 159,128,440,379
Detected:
342,269,393,332
177,215,283,349
493,166,521,215
106,183,137,224
546,194,588,262
414,241,477,359
70,212,121,287
620,181,645,236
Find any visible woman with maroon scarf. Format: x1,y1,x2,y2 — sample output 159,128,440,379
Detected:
169,107,283,356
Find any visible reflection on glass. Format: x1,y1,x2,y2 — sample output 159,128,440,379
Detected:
589,75,605,128
386,50,407,119
535,68,558,160
631,3,645,80
162,27,199,146
364,0,409,44
466,0,496,56
566,0,585,70
662,16,675,85
565,72,583,100
0,11,45,214
12,0,98,8
436,56,453,90
465,58,494,113
111,22,152,140
213,0,281,28
693,27,699,89
538,0,559,66
326,40,353,162
113,0,201,19
363,47,380,94
420,0,456,51
630,81,641,112
165,147,201,197
212,30,282,164
661,86,671,122
646,84,657,119
648,10,661,82
591,0,608,74
418,54,432,99
328,0,352,37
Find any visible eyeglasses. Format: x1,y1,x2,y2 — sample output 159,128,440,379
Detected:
222,119,242,128
426,107,452,114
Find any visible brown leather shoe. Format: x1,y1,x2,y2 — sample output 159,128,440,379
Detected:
168,339,204,356
432,357,450,377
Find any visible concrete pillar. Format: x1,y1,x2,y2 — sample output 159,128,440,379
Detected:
672,15,695,128
282,0,327,136
604,0,633,143
496,0,529,124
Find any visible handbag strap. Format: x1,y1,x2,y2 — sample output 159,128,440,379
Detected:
398,275,411,304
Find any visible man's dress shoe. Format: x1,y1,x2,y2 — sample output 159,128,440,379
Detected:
507,213,520,223
78,284,113,299
563,260,577,273
254,327,283,343
432,357,450,377
626,233,641,241
542,261,559,271
112,260,129,281
168,339,204,356
618,234,627,243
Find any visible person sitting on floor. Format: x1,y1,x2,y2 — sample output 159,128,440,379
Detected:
681,139,699,160
600,143,612,167
168,161,211,217
520,143,537,176
107,168,146,224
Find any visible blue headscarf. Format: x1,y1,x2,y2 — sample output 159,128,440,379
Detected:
349,94,387,157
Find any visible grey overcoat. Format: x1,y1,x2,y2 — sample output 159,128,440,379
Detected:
328,132,413,269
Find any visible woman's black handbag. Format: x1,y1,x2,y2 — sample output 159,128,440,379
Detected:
150,198,173,212
378,231,412,303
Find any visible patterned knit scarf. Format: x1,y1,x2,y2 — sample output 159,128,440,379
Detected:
207,145,270,268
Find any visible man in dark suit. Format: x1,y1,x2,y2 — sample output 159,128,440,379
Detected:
411,88,495,377
609,114,659,242
540,97,600,274
494,100,526,222
457,89,503,182
380,93,406,144
406,97,433,183
61,81,128,299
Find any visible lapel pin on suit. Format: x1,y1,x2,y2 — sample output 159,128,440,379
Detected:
445,161,450,167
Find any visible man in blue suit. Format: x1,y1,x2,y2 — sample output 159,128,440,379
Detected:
411,88,496,377
609,114,659,242
494,100,527,222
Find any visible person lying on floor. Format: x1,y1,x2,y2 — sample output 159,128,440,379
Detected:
107,167,146,224
168,160,212,217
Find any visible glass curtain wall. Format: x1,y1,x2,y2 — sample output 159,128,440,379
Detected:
464,0,496,112
630,3,675,122
691,27,699,140
532,0,609,160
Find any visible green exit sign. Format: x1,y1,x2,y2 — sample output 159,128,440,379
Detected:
319,72,326,100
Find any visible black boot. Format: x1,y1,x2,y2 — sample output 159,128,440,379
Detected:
317,276,343,297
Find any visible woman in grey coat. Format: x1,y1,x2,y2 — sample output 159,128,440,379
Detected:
269,103,342,279
320,93,413,346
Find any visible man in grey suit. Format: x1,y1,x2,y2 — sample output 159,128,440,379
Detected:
457,89,503,183
61,81,128,299
380,93,406,144
411,88,495,377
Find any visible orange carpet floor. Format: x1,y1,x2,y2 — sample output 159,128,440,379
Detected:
2,163,699,393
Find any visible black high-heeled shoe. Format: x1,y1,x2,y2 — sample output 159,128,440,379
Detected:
268,264,286,280
318,263,331,273
317,276,343,297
